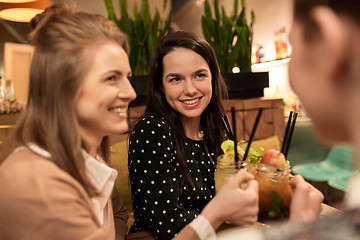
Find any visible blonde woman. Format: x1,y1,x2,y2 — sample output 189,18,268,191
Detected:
0,3,135,239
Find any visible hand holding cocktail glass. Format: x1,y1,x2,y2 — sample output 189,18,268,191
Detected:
216,143,292,221
217,110,300,221
205,169,259,227
289,175,324,223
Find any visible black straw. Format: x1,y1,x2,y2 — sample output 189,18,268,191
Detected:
222,115,235,141
231,107,239,167
223,114,235,141
284,112,298,159
281,111,293,154
242,108,263,162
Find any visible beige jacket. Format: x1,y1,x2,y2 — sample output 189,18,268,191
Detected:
0,147,120,240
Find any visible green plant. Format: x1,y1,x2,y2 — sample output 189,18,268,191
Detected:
104,0,171,76
202,0,255,73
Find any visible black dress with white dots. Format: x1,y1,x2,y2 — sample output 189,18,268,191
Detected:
128,115,217,239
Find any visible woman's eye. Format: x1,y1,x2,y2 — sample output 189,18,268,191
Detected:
105,75,117,82
196,73,206,79
169,77,181,82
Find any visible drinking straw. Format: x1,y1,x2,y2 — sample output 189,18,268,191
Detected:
284,112,298,159
224,115,233,137
242,108,263,162
281,111,294,154
231,107,239,167
222,115,235,141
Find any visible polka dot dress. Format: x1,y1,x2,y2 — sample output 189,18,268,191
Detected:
128,115,216,239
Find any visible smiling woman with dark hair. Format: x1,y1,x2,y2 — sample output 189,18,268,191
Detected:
128,31,259,239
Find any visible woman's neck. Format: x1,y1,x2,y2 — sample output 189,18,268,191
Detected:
80,130,102,158
181,117,203,140
86,142,100,157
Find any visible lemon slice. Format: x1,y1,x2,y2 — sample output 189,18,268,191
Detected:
221,140,235,153
237,147,245,156
221,140,246,156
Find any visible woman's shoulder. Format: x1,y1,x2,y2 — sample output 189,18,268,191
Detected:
0,147,85,194
131,115,171,133
134,114,168,126
2,146,57,172
129,115,175,148
0,148,105,240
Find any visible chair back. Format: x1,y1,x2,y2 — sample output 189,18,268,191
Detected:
324,145,354,172
110,140,134,231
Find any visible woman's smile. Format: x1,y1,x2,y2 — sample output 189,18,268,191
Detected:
180,97,202,108
109,106,128,117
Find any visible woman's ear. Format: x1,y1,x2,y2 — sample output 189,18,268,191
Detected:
311,6,347,82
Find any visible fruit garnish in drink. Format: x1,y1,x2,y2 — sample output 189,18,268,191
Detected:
268,191,288,218
261,149,286,170
221,139,243,154
220,139,262,164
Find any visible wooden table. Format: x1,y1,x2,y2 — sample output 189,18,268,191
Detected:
124,203,341,240
125,231,155,240
320,203,341,215
216,203,341,238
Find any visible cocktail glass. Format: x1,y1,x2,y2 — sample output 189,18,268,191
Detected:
215,153,247,193
254,161,292,221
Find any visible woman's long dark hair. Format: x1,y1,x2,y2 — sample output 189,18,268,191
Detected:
144,31,228,187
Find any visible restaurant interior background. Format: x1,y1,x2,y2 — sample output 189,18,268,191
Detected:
0,0,347,211
0,0,295,108
0,0,328,165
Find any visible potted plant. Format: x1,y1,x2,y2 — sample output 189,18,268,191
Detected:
202,0,269,99
104,0,171,106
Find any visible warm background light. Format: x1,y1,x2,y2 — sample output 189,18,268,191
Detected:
0,0,49,22
0,0,36,2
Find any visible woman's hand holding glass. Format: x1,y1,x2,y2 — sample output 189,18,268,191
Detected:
201,169,259,230
289,175,324,223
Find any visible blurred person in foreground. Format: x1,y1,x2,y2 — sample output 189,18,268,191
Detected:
218,0,360,239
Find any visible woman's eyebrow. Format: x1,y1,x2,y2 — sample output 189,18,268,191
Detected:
165,72,182,78
105,70,121,76
165,68,209,79
194,68,209,74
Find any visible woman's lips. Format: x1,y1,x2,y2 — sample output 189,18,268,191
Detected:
109,106,128,116
181,97,201,105
180,97,202,108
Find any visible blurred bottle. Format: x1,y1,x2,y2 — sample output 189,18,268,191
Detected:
0,76,4,103
255,44,265,63
275,27,288,60
5,80,16,105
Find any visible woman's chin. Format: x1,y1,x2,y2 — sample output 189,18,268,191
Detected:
109,124,129,136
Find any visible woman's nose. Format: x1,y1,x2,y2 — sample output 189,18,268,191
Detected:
183,79,197,96
118,79,137,101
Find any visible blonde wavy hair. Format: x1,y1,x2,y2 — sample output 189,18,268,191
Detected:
12,2,129,197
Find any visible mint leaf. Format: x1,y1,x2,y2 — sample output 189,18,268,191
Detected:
247,148,261,164
268,191,283,218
